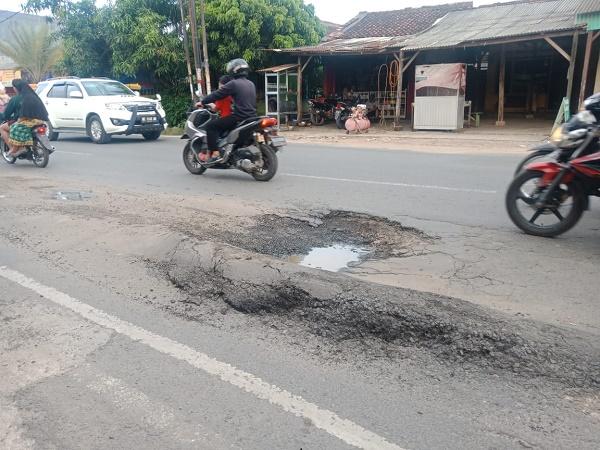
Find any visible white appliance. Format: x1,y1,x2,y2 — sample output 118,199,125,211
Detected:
413,63,466,131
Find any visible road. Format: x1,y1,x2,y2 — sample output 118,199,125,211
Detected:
1,134,600,449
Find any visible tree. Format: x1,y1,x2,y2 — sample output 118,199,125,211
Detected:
0,22,63,82
204,0,324,74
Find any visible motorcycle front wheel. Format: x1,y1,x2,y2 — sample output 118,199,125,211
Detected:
252,144,278,182
183,142,207,175
513,149,555,176
1,140,16,164
311,112,325,126
505,170,585,237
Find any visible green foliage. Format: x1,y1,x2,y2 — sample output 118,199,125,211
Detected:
161,93,191,128
24,0,325,89
0,22,63,82
205,0,324,73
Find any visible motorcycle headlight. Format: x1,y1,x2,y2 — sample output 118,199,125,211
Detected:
105,103,126,111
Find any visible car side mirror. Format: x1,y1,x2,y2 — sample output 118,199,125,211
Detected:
134,91,140,97
69,91,83,99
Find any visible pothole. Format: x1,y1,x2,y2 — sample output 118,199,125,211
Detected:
53,191,92,201
219,210,433,265
289,244,369,272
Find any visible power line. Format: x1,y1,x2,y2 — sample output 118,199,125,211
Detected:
0,10,21,26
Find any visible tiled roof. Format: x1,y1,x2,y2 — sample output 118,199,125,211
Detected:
334,2,473,39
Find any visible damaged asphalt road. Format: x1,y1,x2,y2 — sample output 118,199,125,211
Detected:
1,163,600,448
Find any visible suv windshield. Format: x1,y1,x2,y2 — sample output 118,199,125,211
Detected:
81,80,135,96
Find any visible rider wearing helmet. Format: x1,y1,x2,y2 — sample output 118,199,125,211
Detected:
198,58,257,162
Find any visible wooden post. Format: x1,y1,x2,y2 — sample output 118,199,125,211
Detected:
566,32,579,113
496,46,506,126
394,51,404,131
188,0,203,95
297,57,303,124
579,32,593,110
177,0,195,100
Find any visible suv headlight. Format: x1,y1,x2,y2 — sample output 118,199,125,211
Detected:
105,103,126,111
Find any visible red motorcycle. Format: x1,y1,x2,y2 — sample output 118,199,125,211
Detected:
506,100,600,237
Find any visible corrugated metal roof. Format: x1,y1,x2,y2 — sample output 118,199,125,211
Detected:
576,0,600,14
257,64,299,73
403,0,586,51
271,37,407,55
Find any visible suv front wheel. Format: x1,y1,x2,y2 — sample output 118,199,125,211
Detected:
87,115,111,144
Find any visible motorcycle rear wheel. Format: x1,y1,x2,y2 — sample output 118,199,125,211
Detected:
505,170,585,237
32,143,49,168
183,143,207,175
252,144,278,182
310,112,325,126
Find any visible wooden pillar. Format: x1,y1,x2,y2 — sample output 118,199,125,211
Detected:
595,50,600,93
566,32,579,113
579,32,594,110
394,51,404,130
496,46,506,126
297,56,303,124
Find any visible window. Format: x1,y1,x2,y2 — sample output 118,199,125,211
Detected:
67,84,83,98
81,81,134,96
35,82,49,95
47,84,67,98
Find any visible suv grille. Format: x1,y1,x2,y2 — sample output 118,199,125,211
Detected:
125,104,155,112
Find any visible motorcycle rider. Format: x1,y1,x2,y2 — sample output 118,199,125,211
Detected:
196,58,256,162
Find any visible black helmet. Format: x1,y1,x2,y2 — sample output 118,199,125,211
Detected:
226,58,250,77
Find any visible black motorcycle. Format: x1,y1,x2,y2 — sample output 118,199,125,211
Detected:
1,122,54,168
308,96,339,126
181,108,286,182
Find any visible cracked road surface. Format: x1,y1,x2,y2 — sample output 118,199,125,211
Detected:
1,136,600,449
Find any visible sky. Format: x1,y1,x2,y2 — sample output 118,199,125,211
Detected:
2,0,514,23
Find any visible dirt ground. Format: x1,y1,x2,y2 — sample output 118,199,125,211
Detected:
279,120,552,154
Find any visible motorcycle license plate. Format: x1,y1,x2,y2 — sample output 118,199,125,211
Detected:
270,136,287,147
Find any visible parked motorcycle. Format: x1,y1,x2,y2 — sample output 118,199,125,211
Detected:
181,107,286,181
505,97,600,237
1,122,54,168
308,96,338,126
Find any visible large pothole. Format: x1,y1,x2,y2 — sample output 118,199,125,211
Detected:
156,239,600,390
211,210,433,269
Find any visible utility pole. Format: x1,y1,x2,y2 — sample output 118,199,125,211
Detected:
199,0,211,93
177,0,195,100
187,0,204,96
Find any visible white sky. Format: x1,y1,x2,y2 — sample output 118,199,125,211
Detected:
2,0,514,24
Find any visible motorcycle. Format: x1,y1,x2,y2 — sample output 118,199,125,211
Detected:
181,107,286,182
1,122,54,168
308,96,338,126
505,100,600,237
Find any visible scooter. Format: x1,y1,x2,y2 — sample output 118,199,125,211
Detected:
1,122,54,168
181,107,286,182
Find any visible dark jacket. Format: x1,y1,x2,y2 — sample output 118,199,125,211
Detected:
0,95,22,122
203,77,256,120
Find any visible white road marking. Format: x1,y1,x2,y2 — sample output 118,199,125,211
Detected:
56,151,91,156
283,173,497,194
0,266,405,450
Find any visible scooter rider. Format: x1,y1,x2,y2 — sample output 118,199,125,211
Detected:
196,58,257,162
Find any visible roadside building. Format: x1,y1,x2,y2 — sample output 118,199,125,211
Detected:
274,0,600,129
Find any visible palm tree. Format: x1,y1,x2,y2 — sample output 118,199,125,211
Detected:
0,22,63,82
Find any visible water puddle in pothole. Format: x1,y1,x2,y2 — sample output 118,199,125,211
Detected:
53,191,92,201
289,244,368,272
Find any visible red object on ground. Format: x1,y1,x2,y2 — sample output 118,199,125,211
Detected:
215,96,233,118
